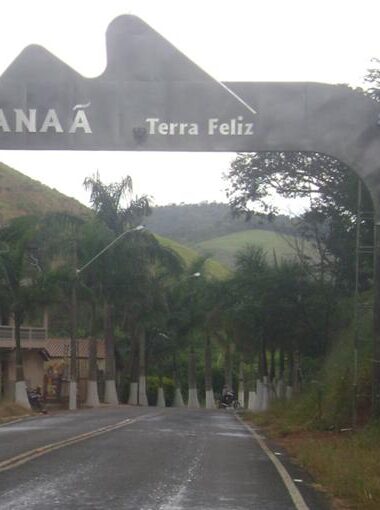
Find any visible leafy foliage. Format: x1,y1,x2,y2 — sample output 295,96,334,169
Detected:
225,151,374,293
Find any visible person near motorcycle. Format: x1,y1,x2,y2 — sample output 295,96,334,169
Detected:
221,385,234,406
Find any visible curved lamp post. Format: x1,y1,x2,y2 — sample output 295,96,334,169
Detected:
68,225,145,410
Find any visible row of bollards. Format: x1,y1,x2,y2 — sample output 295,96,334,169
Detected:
126,376,294,410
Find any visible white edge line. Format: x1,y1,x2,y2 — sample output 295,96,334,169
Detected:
235,414,310,510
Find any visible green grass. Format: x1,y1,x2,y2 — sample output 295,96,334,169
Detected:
194,229,315,268
156,234,231,280
248,407,380,510
241,293,378,509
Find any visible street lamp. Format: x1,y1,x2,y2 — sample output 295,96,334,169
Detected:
188,271,201,409
68,224,146,410
76,225,145,275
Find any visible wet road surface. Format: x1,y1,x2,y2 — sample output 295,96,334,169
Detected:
0,407,329,509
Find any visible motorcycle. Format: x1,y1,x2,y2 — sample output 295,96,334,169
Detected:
217,391,241,410
27,387,47,414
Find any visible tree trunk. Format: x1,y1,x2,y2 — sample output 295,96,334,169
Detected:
188,346,200,408
156,373,166,408
279,347,285,379
269,348,276,382
238,356,245,407
172,348,184,407
204,336,215,409
69,282,78,410
14,310,30,409
224,342,233,391
85,301,100,407
276,347,286,399
104,302,118,404
128,329,139,405
261,337,268,377
293,350,301,394
286,349,294,399
138,325,148,406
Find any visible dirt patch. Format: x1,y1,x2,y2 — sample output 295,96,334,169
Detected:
0,402,32,423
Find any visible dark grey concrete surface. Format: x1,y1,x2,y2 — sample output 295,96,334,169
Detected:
0,407,330,509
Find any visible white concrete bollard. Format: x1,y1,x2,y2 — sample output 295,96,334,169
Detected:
157,387,166,407
128,382,138,405
286,385,293,400
276,379,286,399
173,387,185,407
138,376,149,406
85,380,100,407
104,380,119,405
15,380,31,410
253,380,263,412
238,389,245,408
248,390,256,410
69,381,77,410
205,389,216,409
261,376,270,411
187,388,200,408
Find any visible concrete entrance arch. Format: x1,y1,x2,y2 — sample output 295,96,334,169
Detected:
1,14,380,413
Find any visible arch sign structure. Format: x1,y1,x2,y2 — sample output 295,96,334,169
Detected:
1,15,380,413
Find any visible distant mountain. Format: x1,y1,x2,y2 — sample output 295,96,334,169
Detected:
145,203,296,245
0,162,90,224
145,203,311,269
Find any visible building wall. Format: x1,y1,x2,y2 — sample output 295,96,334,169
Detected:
2,350,44,400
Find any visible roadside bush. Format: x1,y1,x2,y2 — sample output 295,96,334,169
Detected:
146,376,175,406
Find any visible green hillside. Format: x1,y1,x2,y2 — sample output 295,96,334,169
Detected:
0,162,90,223
157,235,231,280
0,161,230,278
195,229,315,268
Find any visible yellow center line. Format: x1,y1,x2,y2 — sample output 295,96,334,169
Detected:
0,412,161,473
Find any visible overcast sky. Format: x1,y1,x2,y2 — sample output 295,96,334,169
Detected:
0,0,379,211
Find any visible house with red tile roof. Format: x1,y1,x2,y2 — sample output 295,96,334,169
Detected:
0,324,105,403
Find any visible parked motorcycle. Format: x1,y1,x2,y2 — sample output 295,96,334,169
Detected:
217,391,241,410
27,387,47,413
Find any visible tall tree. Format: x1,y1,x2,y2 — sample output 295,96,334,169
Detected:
83,173,151,404
225,151,373,293
0,216,56,408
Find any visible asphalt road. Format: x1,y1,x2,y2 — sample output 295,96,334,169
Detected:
0,407,330,509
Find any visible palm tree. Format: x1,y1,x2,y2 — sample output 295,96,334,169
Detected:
0,216,56,408
119,233,183,406
38,212,90,410
83,172,151,404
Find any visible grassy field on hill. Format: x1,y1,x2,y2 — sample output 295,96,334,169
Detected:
195,229,315,267
0,162,90,223
157,235,231,280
